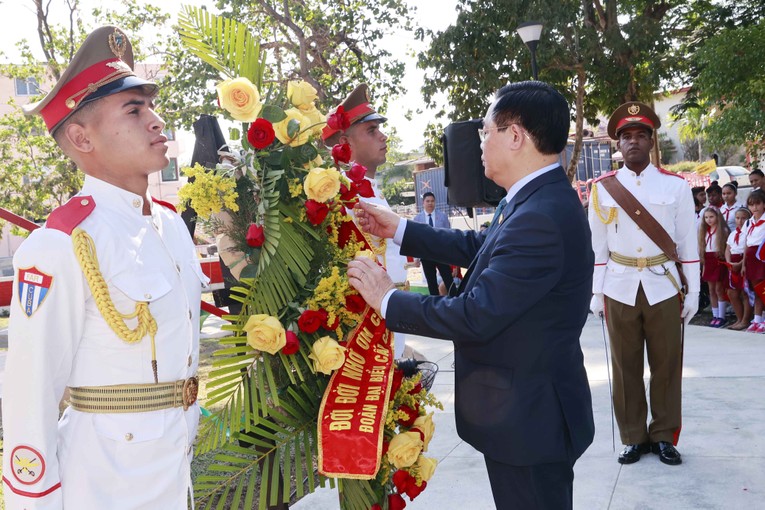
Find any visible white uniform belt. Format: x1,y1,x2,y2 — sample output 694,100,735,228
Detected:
609,252,670,269
68,377,199,413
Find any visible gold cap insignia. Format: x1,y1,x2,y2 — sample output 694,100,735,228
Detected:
108,28,128,59
627,104,641,115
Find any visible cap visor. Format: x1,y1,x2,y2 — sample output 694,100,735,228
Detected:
80,75,159,106
355,112,387,124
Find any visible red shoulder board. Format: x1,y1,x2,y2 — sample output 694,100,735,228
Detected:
593,171,617,183
46,196,95,235
658,167,684,178
152,197,177,213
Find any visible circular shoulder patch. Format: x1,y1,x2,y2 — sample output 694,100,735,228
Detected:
10,445,46,485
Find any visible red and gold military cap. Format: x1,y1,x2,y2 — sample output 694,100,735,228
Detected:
23,26,158,134
321,83,387,143
607,101,661,140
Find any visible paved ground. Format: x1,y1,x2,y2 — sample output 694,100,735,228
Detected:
293,315,765,509
1,315,763,509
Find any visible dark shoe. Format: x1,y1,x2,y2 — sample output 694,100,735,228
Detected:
652,441,682,465
617,443,651,464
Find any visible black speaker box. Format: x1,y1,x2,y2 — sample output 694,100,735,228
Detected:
443,119,505,208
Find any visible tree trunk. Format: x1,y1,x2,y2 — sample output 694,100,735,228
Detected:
567,67,587,183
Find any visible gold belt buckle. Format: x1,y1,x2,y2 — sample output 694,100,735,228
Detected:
636,257,647,270
182,376,199,411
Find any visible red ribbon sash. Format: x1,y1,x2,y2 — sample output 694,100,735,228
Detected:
317,308,394,478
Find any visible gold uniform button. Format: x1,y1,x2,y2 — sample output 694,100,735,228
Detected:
636,181,641,186
188,355,192,367
125,433,134,441
188,309,192,320
80,198,90,206
175,263,181,273
637,247,643,253
144,293,152,300
132,198,141,208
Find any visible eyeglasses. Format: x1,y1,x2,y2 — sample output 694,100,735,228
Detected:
478,124,532,143
478,125,508,142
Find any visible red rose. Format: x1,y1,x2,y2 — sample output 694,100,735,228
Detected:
392,469,413,493
346,163,367,183
404,480,427,501
327,105,351,131
332,143,352,165
339,182,359,203
397,404,418,427
323,314,340,330
408,382,423,395
345,294,367,313
355,179,374,198
305,199,329,225
246,223,265,247
370,505,382,510
390,369,404,399
388,493,407,510
282,331,300,355
298,309,328,334
247,118,276,149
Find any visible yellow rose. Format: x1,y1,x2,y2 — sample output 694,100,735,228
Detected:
216,77,263,122
243,314,286,354
416,456,438,481
288,80,318,110
387,431,424,469
309,336,347,374
303,154,325,169
303,167,341,203
301,104,326,135
273,108,311,147
412,412,435,451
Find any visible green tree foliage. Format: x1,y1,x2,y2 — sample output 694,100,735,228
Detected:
381,179,415,207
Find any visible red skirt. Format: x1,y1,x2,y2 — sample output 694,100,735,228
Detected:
702,252,727,282
745,246,765,282
728,253,744,290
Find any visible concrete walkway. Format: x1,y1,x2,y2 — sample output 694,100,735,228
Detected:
294,316,765,509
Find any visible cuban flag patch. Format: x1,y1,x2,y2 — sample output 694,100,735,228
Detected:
17,267,53,318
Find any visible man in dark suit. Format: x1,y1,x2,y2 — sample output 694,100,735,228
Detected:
348,81,594,510
412,191,455,295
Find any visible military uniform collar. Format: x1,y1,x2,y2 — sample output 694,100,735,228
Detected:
80,175,156,218
620,162,657,178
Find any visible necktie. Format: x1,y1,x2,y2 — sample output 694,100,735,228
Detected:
428,214,433,227
490,198,507,228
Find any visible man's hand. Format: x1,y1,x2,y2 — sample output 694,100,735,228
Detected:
348,256,396,312
590,293,605,316
353,201,400,239
681,292,699,326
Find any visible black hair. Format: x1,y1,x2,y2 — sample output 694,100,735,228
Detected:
747,189,765,205
750,169,764,178
706,180,722,194
491,81,569,155
722,182,738,193
422,192,435,200
691,186,705,196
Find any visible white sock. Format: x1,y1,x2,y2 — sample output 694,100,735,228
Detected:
712,308,719,319
755,315,762,324
718,303,727,318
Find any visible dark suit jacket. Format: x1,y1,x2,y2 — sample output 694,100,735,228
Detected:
386,167,595,466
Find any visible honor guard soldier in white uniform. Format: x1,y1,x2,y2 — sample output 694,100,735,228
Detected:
321,84,410,358
589,102,699,467
2,27,208,509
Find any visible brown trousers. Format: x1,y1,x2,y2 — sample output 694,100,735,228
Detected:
605,285,682,444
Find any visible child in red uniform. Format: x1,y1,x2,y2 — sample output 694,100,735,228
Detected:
726,208,751,330
743,190,765,332
699,207,730,327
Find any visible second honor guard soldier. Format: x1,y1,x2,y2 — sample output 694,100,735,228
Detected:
2,27,208,509
589,102,699,466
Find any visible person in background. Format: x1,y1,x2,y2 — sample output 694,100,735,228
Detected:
743,190,765,332
749,169,763,190
692,186,707,227
699,207,730,327
720,182,743,232
726,208,752,330
412,191,454,295
479,221,491,233
705,181,723,210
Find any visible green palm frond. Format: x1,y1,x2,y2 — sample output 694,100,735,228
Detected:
178,5,265,87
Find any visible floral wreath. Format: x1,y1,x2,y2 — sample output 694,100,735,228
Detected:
177,7,442,510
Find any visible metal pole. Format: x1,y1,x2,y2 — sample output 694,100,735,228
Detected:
530,49,539,80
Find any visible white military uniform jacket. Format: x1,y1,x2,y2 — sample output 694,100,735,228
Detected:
2,176,208,509
347,175,408,358
589,164,700,306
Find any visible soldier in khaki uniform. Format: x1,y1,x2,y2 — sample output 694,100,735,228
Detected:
589,102,700,466
2,27,207,509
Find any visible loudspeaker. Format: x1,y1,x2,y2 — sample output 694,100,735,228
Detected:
443,119,505,208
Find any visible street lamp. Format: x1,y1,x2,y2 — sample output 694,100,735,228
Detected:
516,21,544,80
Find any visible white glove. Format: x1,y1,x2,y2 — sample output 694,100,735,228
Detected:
590,293,605,316
681,292,699,326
